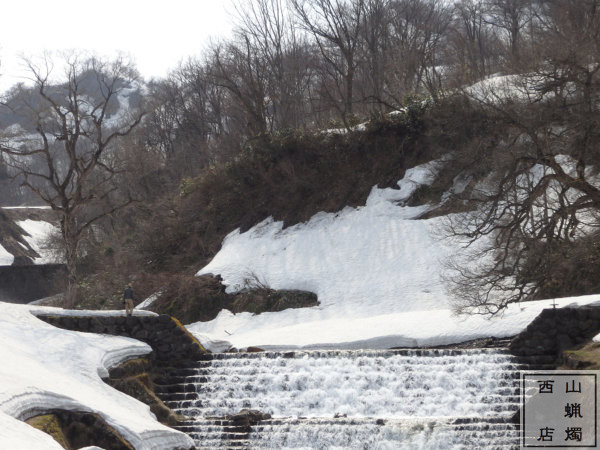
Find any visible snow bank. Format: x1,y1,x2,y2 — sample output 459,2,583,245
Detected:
0,412,62,449
0,302,193,449
190,294,600,351
189,159,600,351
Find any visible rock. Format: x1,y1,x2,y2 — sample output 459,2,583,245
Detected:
246,346,265,353
556,333,572,351
132,329,150,340
231,288,319,315
109,367,126,378
228,409,271,427
158,314,172,324
29,411,134,450
125,316,139,327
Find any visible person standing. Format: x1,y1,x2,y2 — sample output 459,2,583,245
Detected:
123,285,135,316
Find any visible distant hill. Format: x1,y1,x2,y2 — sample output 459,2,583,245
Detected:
0,70,145,206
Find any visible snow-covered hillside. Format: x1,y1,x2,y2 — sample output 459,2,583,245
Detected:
189,160,600,351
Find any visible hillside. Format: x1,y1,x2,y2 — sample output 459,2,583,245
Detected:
187,157,600,350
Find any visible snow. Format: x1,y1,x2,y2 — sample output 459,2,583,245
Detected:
0,242,14,265
189,160,600,351
192,332,235,353
135,292,161,310
2,206,51,210
3,140,599,446
31,306,158,318
0,302,193,449
465,72,566,105
17,219,59,264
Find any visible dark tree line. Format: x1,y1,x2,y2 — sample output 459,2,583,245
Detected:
3,0,598,310
145,0,545,179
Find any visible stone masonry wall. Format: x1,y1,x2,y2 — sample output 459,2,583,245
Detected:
35,314,208,362
509,306,600,359
0,264,66,303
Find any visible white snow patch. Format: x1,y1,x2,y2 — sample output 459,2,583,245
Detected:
194,333,234,353
0,243,14,266
135,293,161,310
16,220,59,264
29,306,158,318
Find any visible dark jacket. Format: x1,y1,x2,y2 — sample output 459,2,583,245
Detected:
123,287,134,300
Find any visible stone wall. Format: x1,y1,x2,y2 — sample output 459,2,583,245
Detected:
0,264,65,303
36,314,208,361
509,306,600,359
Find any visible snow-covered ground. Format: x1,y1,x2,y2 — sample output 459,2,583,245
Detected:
189,161,600,351
0,303,193,449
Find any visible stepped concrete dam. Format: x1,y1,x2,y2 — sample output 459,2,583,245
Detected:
34,305,600,449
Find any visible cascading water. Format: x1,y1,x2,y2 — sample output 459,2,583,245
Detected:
161,348,523,449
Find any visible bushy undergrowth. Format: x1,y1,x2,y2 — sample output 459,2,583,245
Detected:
523,234,600,300
150,274,234,324
138,106,443,273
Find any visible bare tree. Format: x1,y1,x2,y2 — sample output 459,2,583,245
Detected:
448,0,502,84
292,0,366,124
446,0,600,315
145,61,231,176
234,0,316,130
485,0,531,66
384,0,452,103
207,37,272,137
357,0,391,112
0,54,146,306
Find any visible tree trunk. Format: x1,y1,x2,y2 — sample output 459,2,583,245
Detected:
61,215,80,308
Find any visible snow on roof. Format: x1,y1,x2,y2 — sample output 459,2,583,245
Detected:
0,303,193,449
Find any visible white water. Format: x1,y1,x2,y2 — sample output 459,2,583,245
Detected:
181,350,520,419
170,349,522,448
249,417,519,449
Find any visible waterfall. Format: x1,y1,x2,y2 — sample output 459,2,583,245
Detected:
161,348,523,448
